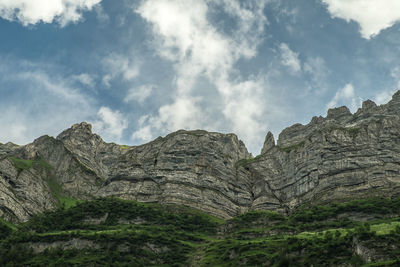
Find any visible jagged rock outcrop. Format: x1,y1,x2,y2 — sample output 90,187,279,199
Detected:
0,155,57,222
261,131,275,154
95,129,252,218
1,124,252,220
1,91,400,221
249,91,400,211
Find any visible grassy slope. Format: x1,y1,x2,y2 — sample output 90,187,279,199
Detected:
1,198,400,266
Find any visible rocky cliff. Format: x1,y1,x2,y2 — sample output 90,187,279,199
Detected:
1,91,400,221
250,91,400,213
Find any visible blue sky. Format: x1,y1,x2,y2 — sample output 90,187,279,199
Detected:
1,0,400,154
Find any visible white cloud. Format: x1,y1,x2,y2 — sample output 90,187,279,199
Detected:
94,3,109,24
124,85,154,104
373,68,400,104
304,56,329,94
73,73,95,87
92,107,128,142
131,115,153,143
18,70,89,105
135,0,268,151
391,66,400,89
102,53,140,87
0,59,96,144
322,0,400,39
327,83,360,112
218,77,267,143
279,43,301,74
132,96,205,144
154,96,204,130
0,110,28,145
131,125,152,143
375,89,397,105
0,0,101,27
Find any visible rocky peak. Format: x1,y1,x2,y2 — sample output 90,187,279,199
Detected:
392,90,400,101
56,122,104,149
57,122,94,140
310,116,324,125
158,129,251,162
384,90,400,114
261,131,275,154
361,99,377,110
0,142,20,158
0,142,19,151
277,124,305,147
354,99,378,118
326,106,352,121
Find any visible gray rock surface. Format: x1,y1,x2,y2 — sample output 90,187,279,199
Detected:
261,131,275,154
0,156,57,222
1,91,400,221
249,91,400,212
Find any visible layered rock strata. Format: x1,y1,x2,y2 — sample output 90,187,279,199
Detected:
1,91,400,221
250,91,400,212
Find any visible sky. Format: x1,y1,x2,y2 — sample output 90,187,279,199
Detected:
1,0,400,154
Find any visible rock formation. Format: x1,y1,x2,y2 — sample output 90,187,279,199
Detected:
251,90,400,212
1,91,400,221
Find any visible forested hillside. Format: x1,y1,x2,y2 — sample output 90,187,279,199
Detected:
1,197,400,266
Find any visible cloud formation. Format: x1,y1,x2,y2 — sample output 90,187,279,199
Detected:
124,85,154,104
93,107,128,142
102,53,140,87
0,59,96,144
73,73,95,88
0,0,101,27
134,0,268,151
327,83,359,112
304,56,330,94
374,67,400,105
279,43,301,74
322,0,400,39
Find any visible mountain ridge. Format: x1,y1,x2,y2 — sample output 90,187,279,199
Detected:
1,90,400,222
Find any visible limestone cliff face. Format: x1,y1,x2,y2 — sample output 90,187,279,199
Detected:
0,152,57,222
1,91,400,221
94,129,252,218
250,91,400,212
1,124,252,220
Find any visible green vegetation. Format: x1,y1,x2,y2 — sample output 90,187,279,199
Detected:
235,155,264,168
9,157,35,172
46,174,79,209
1,197,400,266
9,156,79,209
282,141,305,153
58,196,80,209
0,218,14,239
9,156,52,173
120,145,130,149
235,158,255,168
346,127,361,138
329,126,361,138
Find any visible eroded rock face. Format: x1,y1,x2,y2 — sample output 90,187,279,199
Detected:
1,91,400,221
0,156,57,222
249,93,400,212
261,132,275,154
95,129,252,218
1,125,252,220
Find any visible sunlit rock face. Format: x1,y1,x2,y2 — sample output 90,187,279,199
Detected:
1,91,400,221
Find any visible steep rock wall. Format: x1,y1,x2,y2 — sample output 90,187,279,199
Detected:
1,91,400,221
